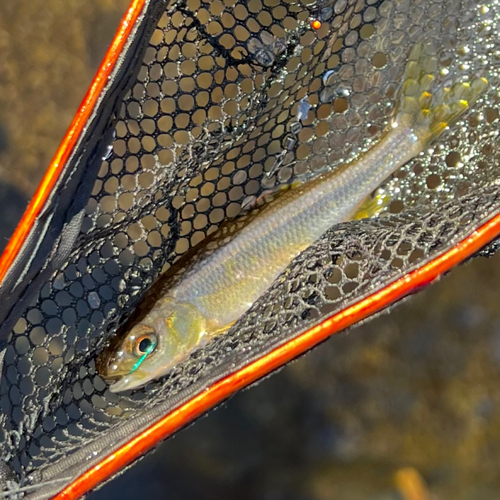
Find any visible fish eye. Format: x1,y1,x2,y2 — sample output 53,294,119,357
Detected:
133,333,157,357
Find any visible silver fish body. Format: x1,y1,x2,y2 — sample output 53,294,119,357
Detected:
172,126,420,327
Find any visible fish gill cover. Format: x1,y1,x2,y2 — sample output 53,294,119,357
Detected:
1,0,500,498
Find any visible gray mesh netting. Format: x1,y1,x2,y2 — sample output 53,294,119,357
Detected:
2,0,500,496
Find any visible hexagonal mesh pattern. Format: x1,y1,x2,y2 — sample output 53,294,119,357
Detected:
2,0,500,494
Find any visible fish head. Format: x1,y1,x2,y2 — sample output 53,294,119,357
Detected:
97,298,207,392
97,322,160,393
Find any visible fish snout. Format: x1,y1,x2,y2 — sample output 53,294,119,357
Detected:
96,346,130,382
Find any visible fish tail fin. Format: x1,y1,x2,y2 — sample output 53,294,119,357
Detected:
395,43,488,145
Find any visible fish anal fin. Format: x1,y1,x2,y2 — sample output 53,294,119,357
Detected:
204,319,237,342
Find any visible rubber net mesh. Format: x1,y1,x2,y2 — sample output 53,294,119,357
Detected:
2,0,500,490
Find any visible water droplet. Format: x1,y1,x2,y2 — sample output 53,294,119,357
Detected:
88,292,101,309
323,69,336,86
241,196,256,211
255,48,275,67
102,144,113,161
458,45,470,56
320,86,350,104
319,5,333,21
53,273,66,290
290,122,302,135
285,136,297,150
320,88,334,103
267,151,286,178
297,98,311,121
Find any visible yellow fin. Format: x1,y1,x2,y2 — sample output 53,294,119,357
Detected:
353,192,391,220
207,320,235,338
394,467,430,500
396,43,488,145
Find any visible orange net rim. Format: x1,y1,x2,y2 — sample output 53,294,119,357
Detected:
53,207,500,500
0,0,149,285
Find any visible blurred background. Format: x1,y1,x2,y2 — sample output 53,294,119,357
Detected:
0,2,498,499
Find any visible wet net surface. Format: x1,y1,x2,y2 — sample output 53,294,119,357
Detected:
2,0,500,495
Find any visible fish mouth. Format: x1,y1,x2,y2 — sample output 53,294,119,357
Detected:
100,370,125,383
107,375,148,393
96,350,149,392
107,378,132,393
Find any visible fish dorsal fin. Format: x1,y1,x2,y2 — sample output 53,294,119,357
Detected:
240,178,307,213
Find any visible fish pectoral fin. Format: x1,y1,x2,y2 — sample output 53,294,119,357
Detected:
206,320,236,339
352,192,391,220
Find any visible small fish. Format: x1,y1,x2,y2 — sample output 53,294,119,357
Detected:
98,44,487,392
